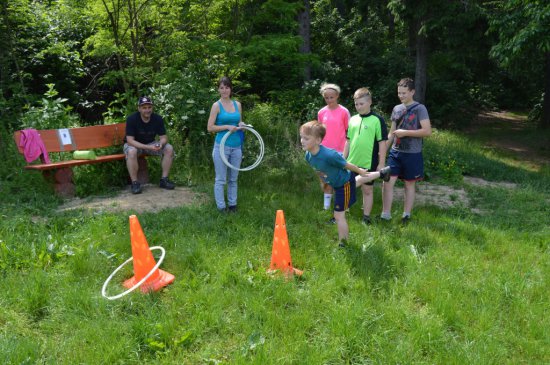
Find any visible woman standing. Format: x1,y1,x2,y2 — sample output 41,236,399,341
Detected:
207,76,245,213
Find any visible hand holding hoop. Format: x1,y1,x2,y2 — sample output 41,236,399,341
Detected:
219,125,264,171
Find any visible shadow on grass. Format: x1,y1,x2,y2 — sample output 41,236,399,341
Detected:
344,243,399,292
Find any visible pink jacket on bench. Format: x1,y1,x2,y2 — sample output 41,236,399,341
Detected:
19,129,51,164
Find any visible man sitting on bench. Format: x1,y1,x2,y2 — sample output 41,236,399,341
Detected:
124,96,176,194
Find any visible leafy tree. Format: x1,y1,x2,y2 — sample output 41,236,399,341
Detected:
1,0,90,128
488,0,550,128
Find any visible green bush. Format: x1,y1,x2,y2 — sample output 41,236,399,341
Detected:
424,130,470,184
19,84,80,130
149,70,216,170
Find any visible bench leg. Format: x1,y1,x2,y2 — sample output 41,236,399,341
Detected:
137,157,150,184
43,168,75,197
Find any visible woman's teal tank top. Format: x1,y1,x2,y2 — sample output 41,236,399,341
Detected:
215,100,242,147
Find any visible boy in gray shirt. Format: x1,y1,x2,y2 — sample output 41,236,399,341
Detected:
381,78,432,224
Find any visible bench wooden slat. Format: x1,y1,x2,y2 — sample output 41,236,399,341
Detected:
13,123,126,153
23,154,126,170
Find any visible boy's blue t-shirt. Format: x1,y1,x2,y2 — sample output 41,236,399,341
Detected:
215,100,242,147
305,145,350,188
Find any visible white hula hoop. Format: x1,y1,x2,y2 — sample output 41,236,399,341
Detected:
101,246,166,300
219,125,264,171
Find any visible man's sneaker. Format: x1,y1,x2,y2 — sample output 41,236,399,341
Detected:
228,205,238,213
401,215,411,225
362,215,372,225
379,166,392,182
159,177,175,190
338,239,347,248
327,217,336,224
131,181,142,194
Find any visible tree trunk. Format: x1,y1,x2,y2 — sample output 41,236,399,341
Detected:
298,0,311,82
388,9,395,41
414,21,428,104
0,1,28,102
541,51,550,129
101,0,130,95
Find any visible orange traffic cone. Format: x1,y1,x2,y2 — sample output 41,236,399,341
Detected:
123,215,175,293
269,210,303,276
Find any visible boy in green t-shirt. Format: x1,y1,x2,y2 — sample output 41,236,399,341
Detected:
344,88,388,224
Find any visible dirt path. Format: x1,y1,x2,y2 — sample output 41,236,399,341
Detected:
468,111,550,169
58,185,207,214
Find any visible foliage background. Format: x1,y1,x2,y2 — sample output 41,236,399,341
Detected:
1,1,550,363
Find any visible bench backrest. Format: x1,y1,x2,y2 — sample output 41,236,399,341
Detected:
14,123,126,154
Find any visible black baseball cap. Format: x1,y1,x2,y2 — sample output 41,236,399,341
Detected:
138,96,153,106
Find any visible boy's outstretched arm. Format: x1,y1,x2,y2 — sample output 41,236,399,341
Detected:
345,162,367,176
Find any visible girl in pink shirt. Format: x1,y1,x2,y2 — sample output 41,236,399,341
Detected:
317,83,351,211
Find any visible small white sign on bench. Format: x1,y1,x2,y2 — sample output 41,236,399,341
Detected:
58,128,72,145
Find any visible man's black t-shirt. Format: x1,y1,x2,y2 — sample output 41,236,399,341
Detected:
125,112,166,144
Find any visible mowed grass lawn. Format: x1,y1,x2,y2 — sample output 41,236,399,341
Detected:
1,126,549,364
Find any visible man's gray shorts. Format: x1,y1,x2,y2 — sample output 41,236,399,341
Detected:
123,142,173,158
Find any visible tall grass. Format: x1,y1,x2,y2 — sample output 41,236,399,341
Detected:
1,119,549,364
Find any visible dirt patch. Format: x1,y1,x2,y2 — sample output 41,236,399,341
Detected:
390,176,518,213
57,185,207,214
462,176,518,190
391,182,469,209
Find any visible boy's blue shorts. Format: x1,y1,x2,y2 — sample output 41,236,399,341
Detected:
333,174,357,212
387,149,424,181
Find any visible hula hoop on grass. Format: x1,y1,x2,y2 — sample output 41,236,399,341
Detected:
219,125,264,171
101,246,166,301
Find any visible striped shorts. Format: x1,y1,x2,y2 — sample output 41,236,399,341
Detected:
333,174,357,212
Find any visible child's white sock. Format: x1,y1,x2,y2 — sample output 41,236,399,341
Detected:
323,194,332,210
380,212,392,220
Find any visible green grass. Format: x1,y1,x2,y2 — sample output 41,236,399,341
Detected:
1,128,549,364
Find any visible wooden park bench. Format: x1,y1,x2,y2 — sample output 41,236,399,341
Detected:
14,123,149,197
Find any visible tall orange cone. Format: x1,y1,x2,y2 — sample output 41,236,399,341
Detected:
269,210,303,276
123,215,175,293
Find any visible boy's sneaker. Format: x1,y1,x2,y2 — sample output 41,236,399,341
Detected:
338,239,347,248
379,166,391,182
159,177,175,190
327,217,336,224
362,215,372,225
131,181,142,194
228,205,238,213
401,215,411,225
